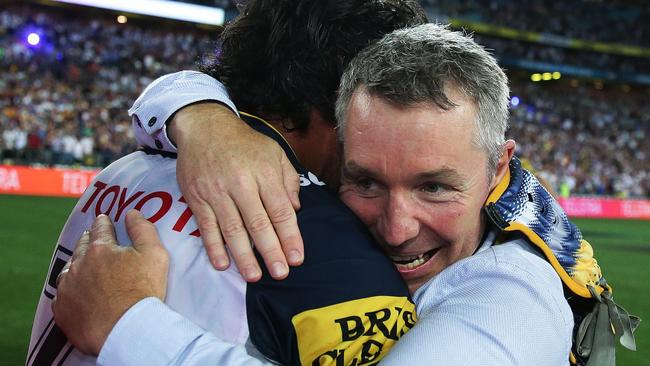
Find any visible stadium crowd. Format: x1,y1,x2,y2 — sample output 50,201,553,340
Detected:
507,80,649,198
0,4,648,198
426,0,650,47
0,6,215,167
475,35,650,76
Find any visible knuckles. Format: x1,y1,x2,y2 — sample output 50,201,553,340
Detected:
150,246,170,267
220,220,247,238
196,215,220,231
268,206,295,224
247,213,272,233
86,242,110,257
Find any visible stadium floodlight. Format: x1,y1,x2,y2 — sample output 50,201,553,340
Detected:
552,72,561,80
542,72,552,81
53,0,225,25
531,73,542,82
27,33,40,46
510,96,520,107
117,15,128,24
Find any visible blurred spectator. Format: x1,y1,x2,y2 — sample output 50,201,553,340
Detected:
2,120,27,160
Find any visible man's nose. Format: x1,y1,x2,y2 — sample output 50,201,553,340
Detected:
379,193,419,247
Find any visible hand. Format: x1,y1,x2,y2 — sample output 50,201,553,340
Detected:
52,211,169,355
169,102,304,281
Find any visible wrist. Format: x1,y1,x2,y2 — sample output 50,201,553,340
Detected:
167,102,242,148
93,294,153,355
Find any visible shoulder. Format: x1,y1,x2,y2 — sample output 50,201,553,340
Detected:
417,238,571,320
258,193,408,298
296,189,389,262
406,238,573,364
247,189,414,365
96,150,175,178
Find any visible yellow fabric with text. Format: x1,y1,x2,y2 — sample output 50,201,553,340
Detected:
292,296,417,365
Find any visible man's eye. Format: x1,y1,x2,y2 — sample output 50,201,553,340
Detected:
356,178,376,191
420,183,441,194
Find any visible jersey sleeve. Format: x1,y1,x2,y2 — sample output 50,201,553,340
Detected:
128,70,238,152
246,202,417,366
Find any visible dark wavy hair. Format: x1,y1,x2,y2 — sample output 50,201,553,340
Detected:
200,0,427,130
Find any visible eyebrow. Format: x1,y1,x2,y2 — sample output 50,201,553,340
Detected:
342,160,379,179
343,161,467,185
415,168,466,184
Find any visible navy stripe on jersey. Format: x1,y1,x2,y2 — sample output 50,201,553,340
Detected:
29,323,70,366
27,318,54,365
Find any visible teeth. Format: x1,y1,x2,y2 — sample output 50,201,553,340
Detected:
391,253,425,262
393,252,433,270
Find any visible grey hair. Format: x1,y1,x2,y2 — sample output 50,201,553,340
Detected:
335,23,509,177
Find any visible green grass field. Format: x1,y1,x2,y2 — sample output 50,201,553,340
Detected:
1,194,648,365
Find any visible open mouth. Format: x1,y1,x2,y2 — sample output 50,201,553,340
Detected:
390,248,439,271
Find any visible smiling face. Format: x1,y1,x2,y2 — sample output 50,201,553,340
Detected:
339,87,509,294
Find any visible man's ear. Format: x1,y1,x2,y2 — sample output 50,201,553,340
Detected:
490,139,516,190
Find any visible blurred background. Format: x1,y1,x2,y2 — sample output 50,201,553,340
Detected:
1,0,649,198
0,0,648,365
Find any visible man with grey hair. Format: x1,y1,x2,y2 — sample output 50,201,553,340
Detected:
335,23,573,364
54,23,630,365
334,24,632,365
336,21,519,293
336,23,509,180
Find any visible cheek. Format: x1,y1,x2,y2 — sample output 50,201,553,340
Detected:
339,193,377,226
427,204,478,247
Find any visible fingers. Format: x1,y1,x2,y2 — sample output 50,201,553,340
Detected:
89,214,118,247
257,180,304,268
71,230,91,263
171,109,306,281
281,154,301,210
56,263,71,288
56,229,89,292
125,210,165,256
228,187,291,281
211,194,263,282
125,210,170,300
189,166,302,280
186,196,230,270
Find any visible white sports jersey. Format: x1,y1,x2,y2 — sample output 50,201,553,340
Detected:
28,114,417,366
27,150,249,365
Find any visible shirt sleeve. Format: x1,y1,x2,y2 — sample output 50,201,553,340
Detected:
98,297,274,366
379,245,573,366
128,70,238,153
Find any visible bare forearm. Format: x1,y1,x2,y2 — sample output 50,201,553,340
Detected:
167,102,243,148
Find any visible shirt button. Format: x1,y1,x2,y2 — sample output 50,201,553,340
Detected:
148,117,157,127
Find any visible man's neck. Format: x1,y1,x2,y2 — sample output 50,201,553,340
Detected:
263,113,341,188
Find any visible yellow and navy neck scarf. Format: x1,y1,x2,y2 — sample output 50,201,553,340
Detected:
485,156,640,366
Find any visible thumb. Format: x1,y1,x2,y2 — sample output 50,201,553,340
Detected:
125,210,166,257
89,214,118,247
281,153,301,210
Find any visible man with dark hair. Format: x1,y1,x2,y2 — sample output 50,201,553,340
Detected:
29,1,427,365
121,0,430,282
